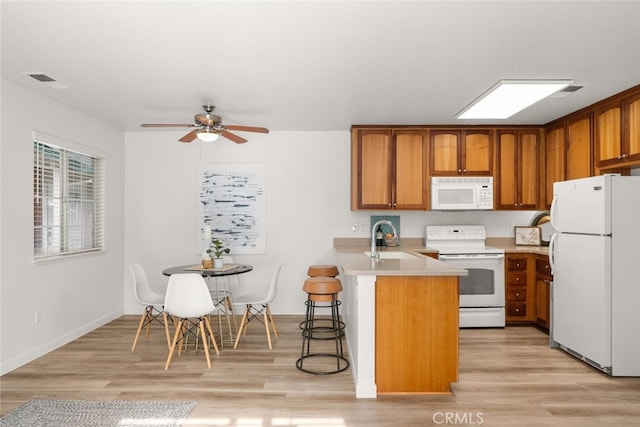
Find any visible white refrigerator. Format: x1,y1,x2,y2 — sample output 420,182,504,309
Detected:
549,174,640,376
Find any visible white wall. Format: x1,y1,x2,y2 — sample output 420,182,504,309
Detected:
0,80,125,375
123,130,542,315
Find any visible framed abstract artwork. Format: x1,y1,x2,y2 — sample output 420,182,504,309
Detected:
199,163,266,254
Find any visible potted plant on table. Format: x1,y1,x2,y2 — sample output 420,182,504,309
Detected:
207,238,230,269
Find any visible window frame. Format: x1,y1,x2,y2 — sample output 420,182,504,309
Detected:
32,132,106,263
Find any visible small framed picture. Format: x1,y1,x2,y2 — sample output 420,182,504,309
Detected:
514,226,542,246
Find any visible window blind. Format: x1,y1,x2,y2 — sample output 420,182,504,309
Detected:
33,139,105,260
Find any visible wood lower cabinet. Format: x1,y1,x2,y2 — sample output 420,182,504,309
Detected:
375,275,458,393
351,128,428,210
534,255,552,331
504,251,552,333
505,254,531,322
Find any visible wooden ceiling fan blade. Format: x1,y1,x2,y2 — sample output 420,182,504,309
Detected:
221,130,247,144
140,123,194,127
179,130,198,143
224,125,270,133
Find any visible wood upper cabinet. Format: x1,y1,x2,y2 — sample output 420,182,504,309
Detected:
543,114,592,209
351,128,427,210
595,100,621,166
596,91,640,168
566,113,593,180
544,124,566,208
429,130,493,176
624,93,640,163
496,129,540,210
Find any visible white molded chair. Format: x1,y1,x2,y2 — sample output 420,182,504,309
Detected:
163,273,220,369
130,263,170,352
233,264,283,350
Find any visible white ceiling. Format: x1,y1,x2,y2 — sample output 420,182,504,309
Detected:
2,1,640,133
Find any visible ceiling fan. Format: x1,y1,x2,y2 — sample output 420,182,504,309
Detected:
140,105,269,144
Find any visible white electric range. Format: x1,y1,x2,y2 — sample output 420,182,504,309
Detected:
425,225,505,328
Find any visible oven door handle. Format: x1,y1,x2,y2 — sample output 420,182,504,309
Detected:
439,254,505,260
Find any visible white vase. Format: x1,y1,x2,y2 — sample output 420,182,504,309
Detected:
213,258,224,269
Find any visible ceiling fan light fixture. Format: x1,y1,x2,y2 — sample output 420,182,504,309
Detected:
196,128,220,142
456,79,573,119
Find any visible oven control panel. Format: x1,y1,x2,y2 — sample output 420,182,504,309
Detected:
425,225,487,242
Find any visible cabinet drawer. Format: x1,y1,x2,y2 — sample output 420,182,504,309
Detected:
535,258,552,278
507,259,527,270
507,302,527,317
507,271,527,285
507,287,527,301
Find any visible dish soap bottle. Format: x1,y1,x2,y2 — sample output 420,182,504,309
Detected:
376,225,384,247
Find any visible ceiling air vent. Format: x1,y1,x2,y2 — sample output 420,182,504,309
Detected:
29,73,56,82
23,72,69,89
550,85,584,98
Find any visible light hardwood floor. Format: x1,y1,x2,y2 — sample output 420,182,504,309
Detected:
2,315,640,426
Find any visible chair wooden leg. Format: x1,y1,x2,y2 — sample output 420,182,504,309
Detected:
226,296,237,333
163,312,171,351
233,306,250,349
131,311,147,352
144,307,153,340
263,307,272,350
204,316,220,356
198,319,212,369
266,304,278,339
165,319,184,370
177,322,188,356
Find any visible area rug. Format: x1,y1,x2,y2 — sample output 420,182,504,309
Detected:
0,399,196,427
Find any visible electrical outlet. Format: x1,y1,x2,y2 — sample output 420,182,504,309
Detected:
506,222,514,232
34,311,41,324
352,221,358,232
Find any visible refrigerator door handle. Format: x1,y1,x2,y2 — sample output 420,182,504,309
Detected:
550,196,559,232
548,232,559,274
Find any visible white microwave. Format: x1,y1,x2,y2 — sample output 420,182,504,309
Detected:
431,176,494,211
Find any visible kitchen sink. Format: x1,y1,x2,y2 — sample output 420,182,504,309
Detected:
364,251,418,259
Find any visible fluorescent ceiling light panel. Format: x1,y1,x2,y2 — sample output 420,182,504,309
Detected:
456,80,573,119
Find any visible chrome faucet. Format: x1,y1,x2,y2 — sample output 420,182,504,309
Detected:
370,220,398,260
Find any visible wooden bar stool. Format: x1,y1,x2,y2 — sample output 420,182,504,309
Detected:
300,264,341,329
296,277,349,375
307,265,339,278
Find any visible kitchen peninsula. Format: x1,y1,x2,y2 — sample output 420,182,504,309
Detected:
334,238,468,398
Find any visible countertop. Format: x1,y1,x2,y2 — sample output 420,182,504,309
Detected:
333,237,550,277
486,237,550,255
334,238,467,277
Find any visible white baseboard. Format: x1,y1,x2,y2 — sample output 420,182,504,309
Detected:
0,309,123,376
